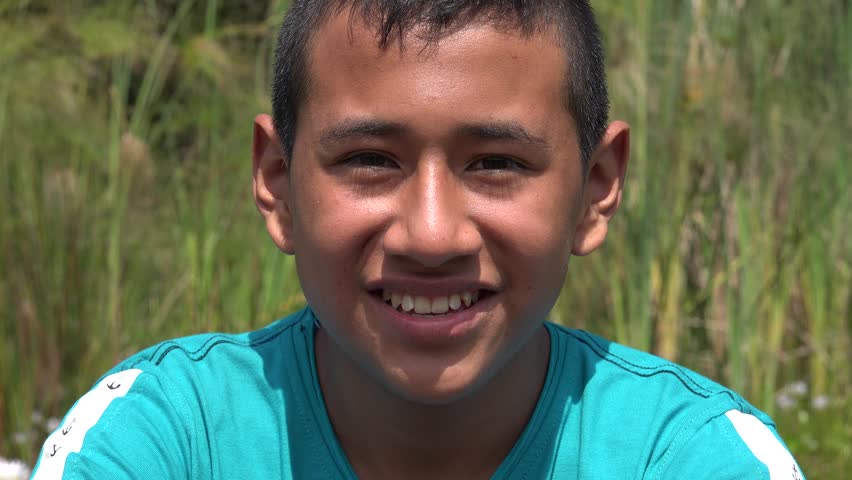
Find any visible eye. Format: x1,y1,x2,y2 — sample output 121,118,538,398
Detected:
469,155,526,171
344,151,398,169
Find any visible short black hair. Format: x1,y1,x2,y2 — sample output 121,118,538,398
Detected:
272,0,609,167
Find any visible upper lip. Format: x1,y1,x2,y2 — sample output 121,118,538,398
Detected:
364,276,500,297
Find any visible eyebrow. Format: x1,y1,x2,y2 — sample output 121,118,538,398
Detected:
317,118,550,149
318,118,406,145
458,121,551,149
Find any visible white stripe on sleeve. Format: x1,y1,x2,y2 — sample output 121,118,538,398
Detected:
33,369,143,479
724,409,802,480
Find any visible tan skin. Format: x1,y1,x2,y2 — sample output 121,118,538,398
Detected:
253,11,629,480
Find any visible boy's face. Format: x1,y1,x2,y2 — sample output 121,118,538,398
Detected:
253,12,628,403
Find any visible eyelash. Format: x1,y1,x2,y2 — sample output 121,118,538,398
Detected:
342,152,526,172
468,155,527,172
343,152,399,169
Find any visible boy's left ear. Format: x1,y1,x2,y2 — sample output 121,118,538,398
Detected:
571,121,630,256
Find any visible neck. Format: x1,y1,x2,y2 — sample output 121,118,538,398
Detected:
315,326,551,480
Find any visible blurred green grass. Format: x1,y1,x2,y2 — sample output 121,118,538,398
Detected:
0,0,849,477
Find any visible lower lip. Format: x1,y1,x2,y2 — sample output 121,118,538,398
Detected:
367,293,491,343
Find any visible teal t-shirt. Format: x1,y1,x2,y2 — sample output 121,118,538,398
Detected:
32,307,804,479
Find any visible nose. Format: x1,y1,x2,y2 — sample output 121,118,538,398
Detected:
383,162,481,268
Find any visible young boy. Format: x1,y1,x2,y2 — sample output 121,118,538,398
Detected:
33,1,804,478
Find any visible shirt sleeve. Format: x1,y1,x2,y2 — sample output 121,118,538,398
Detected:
656,409,805,480
30,366,191,480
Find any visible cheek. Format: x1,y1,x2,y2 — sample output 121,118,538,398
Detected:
477,181,580,275
509,219,573,305
290,176,388,293
294,179,364,255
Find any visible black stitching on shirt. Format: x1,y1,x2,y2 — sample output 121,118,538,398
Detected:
561,326,717,398
151,311,306,366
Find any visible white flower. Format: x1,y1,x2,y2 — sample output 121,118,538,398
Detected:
46,417,62,433
775,392,796,410
10,431,30,445
811,395,830,410
31,410,45,426
786,381,808,397
0,457,31,480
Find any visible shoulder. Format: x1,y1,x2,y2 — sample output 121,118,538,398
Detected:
653,409,805,479
31,366,189,479
543,323,805,479
31,308,315,479
546,323,736,402
94,306,315,427
111,307,312,375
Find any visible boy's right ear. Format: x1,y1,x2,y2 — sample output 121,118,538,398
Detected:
252,114,295,254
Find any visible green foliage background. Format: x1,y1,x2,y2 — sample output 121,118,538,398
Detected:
1,0,849,476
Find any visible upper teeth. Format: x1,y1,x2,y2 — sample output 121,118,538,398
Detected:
382,290,480,315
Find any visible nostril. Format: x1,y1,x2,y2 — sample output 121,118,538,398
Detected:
381,214,483,269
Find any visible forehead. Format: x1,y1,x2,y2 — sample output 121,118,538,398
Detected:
298,10,574,145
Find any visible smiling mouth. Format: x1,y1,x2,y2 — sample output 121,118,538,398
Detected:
371,289,491,316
